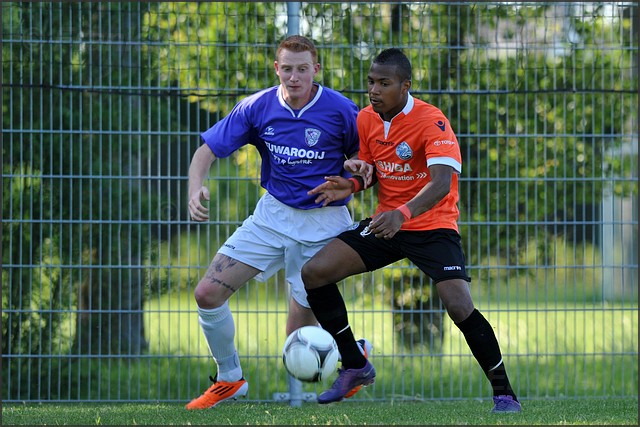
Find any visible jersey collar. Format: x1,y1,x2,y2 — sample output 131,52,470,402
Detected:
403,94,415,115
397,93,415,118
382,94,414,123
381,94,414,138
277,83,323,118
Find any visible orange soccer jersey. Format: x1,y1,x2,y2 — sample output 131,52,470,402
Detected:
357,95,462,232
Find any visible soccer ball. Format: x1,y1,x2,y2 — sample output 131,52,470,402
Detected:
282,326,340,382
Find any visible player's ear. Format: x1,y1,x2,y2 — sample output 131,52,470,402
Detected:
313,62,321,75
402,79,411,94
274,60,280,74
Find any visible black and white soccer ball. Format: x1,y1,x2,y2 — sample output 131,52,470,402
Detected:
282,326,340,382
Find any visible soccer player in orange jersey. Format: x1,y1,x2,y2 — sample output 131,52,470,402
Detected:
302,48,521,412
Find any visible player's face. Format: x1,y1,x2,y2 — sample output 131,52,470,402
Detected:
367,63,411,121
275,49,320,109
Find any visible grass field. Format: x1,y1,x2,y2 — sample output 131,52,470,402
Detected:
2,398,638,425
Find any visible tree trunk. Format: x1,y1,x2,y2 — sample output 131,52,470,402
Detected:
74,255,148,355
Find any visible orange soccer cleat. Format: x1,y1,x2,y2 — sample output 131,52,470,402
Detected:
185,375,248,410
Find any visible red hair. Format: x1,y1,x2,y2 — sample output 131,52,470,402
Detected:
276,35,318,63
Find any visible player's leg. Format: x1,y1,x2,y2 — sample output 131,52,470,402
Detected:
285,289,371,387
285,207,363,365
288,255,371,400
406,229,520,412
302,238,376,404
303,220,402,403
197,194,289,381
187,196,286,409
194,253,259,380
288,244,372,398
185,254,258,410
284,240,322,335
433,278,474,323
286,297,318,334
302,237,369,368
437,279,520,412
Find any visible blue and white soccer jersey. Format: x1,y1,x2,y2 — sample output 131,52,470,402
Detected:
201,83,360,209
200,83,359,307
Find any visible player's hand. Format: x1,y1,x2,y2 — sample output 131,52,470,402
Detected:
308,176,353,207
344,159,374,187
188,186,210,221
368,210,405,239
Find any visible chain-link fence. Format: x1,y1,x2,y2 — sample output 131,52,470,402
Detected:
2,2,637,403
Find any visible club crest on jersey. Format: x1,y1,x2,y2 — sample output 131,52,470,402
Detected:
396,141,413,160
305,128,321,147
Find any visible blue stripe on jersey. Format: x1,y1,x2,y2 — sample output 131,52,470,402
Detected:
200,84,360,209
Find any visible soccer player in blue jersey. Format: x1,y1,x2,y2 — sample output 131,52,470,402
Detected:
185,35,366,409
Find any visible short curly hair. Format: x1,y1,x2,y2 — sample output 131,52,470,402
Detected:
373,48,412,81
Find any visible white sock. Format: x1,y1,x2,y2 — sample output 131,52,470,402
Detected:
198,302,243,382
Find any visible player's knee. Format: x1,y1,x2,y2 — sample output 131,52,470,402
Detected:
301,260,323,289
445,301,474,324
193,284,211,307
193,280,227,308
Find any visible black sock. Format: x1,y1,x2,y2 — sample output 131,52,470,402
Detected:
305,284,367,369
456,309,518,401
486,362,516,400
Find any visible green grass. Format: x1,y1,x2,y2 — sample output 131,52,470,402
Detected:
2,398,638,425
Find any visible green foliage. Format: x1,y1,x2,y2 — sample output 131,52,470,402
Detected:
2,1,637,403
2,2,194,385
145,2,285,114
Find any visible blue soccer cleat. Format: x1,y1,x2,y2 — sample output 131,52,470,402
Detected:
317,359,376,404
491,395,522,413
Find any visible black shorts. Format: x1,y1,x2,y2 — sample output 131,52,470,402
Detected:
337,218,471,284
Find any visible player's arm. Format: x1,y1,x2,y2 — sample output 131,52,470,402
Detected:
307,164,378,207
398,164,453,219
307,176,353,207
368,164,452,240
188,144,217,222
344,158,376,188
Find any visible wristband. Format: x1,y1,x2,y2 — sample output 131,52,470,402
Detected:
397,204,412,221
348,177,363,193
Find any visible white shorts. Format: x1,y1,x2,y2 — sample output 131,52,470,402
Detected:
217,192,353,308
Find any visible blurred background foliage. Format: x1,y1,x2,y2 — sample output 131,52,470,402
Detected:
2,2,637,401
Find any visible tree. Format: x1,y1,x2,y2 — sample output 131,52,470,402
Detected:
2,3,200,398
3,3,635,400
